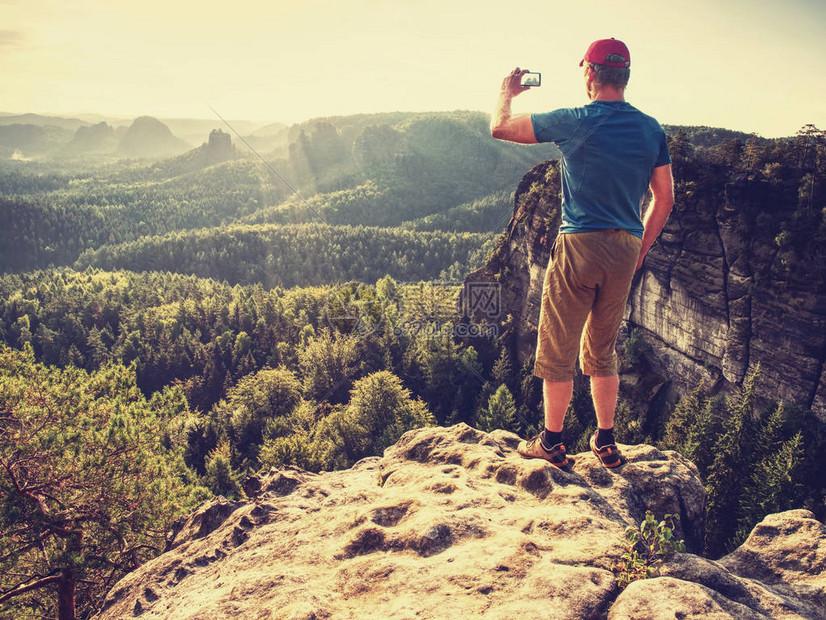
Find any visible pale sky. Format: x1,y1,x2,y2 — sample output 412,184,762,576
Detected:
2,0,824,137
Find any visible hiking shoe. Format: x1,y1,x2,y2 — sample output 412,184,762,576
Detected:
590,432,623,468
517,435,572,469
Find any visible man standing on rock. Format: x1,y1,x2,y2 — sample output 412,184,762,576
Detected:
490,38,674,469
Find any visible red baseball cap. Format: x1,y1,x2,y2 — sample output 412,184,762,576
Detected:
579,38,630,68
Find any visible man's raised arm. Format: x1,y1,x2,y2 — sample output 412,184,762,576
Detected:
636,163,674,270
490,68,538,144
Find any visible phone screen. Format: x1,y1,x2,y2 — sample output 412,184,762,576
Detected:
521,72,541,87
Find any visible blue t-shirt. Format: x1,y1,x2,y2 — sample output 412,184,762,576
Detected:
531,101,670,238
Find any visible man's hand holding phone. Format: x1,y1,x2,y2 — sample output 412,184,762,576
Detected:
500,68,541,100
492,68,541,144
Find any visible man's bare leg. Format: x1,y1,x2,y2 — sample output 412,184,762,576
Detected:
543,379,573,432
516,378,574,466
591,374,619,447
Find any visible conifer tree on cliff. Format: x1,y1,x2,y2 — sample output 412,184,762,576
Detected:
0,345,205,620
703,368,759,555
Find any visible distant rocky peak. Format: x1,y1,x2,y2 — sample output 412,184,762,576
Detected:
206,128,233,161
208,128,231,149
65,121,116,154
118,116,188,158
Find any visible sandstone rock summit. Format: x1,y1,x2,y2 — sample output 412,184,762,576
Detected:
95,424,825,619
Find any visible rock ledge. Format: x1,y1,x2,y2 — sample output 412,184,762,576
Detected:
96,424,825,620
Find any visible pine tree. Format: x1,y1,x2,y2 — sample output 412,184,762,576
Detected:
298,328,360,404
661,383,724,477
516,356,542,436
742,136,767,175
733,432,803,546
613,400,646,445
491,348,513,385
757,402,788,449
0,345,206,620
476,384,517,433
703,368,759,556
204,441,241,499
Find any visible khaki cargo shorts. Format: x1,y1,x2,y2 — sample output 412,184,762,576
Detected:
534,229,642,382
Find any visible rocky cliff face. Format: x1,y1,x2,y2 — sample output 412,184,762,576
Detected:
160,129,238,175
465,160,826,417
205,129,234,163
94,424,825,619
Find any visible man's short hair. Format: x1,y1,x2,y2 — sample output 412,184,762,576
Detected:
587,54,630,89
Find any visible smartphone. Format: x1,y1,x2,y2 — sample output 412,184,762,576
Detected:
521,72,541,87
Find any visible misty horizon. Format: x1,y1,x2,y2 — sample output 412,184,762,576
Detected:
3,0,825,141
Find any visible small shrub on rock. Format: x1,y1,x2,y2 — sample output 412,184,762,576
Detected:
612,511,686,590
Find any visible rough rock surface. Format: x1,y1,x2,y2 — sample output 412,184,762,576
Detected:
95,424,824,619
464,161,826,417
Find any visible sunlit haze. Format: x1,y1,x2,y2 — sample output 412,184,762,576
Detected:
2,0,824,137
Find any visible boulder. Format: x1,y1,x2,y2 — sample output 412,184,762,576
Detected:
94,424,824,619
719,510,826,613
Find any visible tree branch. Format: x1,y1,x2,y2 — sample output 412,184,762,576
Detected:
0,532,54,563
0,574,61,604
120,543,160,558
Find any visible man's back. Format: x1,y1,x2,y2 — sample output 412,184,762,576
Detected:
532,101,670,237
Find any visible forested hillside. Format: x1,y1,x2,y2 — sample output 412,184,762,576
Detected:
74,223,493,287
0,267,503,476
0,111,557,278
0,160,275,271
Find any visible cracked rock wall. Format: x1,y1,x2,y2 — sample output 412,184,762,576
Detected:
465,161,826,417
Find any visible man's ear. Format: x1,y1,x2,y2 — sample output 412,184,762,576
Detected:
585,65,599,87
